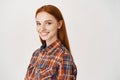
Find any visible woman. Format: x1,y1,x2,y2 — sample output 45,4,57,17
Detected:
25,5,77,80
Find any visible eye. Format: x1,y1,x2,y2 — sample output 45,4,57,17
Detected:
46,22,52,25
36,22,41,26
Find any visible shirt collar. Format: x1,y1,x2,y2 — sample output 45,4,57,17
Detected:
41,39,61,54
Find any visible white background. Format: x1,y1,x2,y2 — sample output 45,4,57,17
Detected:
0,0,120,80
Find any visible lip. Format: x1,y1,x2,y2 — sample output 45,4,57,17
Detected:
40,32,49,36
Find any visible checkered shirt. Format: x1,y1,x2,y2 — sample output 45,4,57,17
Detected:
25,40,77,80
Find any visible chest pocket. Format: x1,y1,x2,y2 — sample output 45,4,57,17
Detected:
36,57,58,79
36,65,57,79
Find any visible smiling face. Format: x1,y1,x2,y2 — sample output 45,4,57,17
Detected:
36,11,62,45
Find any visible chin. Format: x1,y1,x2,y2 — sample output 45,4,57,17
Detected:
41,37,49,41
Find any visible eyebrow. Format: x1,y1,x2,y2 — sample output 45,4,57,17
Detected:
36,20,53,23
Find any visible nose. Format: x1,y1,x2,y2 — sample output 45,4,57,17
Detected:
40,24,46,31
37,24,46,32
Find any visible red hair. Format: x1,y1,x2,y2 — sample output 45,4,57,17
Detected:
35,5,71,52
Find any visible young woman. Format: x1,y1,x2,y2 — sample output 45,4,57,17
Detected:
25,5,77,80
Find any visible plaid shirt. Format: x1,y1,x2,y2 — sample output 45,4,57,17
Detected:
25,40,77,80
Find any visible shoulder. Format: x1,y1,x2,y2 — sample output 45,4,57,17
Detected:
27,48,41,67
57,44,73,62
32,48,41,57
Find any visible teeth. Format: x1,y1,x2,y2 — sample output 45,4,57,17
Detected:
40,32,49,36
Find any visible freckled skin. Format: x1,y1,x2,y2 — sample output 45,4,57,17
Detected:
36,12,61,46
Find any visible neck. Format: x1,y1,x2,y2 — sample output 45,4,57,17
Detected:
46,38,58,47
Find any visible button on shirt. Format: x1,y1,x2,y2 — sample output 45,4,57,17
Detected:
25,40,77,80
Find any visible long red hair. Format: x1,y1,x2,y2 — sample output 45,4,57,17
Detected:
35,5,71,52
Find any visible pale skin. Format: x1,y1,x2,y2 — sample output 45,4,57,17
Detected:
35,11,63,46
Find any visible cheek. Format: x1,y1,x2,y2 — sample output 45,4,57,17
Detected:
51,28,58,35
49,27,58,33
36,27,39,33
48,24,58,31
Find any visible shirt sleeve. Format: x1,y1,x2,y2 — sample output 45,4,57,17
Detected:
57,53,77,80
24,49,40,80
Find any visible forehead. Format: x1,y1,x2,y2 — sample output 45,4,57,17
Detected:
35,12,57,22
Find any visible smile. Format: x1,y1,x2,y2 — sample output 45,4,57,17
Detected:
40,32,49,36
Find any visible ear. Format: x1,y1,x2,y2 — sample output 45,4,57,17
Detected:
58,20,63,29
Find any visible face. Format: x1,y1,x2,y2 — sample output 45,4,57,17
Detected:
36,12,62,43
